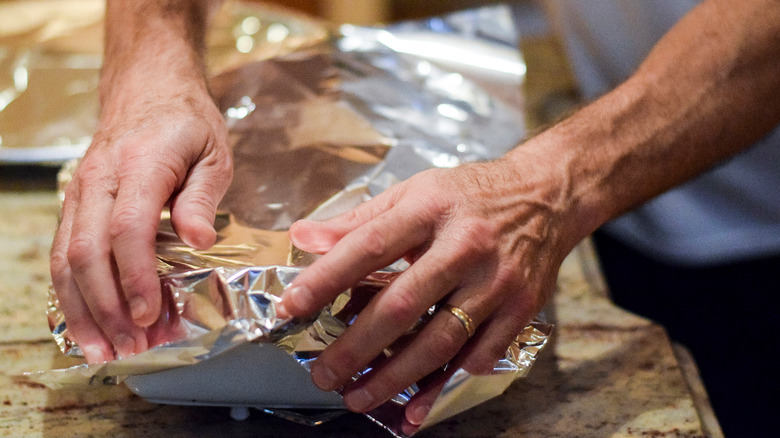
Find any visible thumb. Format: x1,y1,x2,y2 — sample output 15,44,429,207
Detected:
290,184,401,253
288,219,343,254
170,161,232,249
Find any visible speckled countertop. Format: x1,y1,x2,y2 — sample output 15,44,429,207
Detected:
0,166,722,438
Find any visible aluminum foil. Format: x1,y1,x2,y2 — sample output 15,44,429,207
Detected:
0,0,328,163
34,4,552,437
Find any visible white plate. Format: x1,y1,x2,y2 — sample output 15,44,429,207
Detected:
125,342,344,410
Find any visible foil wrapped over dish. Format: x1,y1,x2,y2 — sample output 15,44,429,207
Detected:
34,3,552,437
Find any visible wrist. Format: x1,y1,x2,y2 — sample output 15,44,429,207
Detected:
509,72,697,245
99,0,215,107
499,132,594,254
502,91,639,250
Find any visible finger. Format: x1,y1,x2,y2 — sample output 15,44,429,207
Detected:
337,287,489,414
288,184,402,254
55,272,117,362
278,183,403,320
401,274,553,426
402,365,455,431
456,296,542,375
110,163,178,328
399,314,518,428
282,201,430,317
350,288,520,424
400,285,529,427
333,231,505,414
287,219,343,255
170,149,233,250
68,169,148,358
307,234,481,395
51,181,114,362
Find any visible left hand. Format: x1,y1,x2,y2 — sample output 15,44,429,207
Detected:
49,75,232,363
283,153,579,430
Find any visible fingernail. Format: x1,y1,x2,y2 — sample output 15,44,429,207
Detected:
311,362,338,391
82,345,112,363
129,297,148,322
286,284,313,312
345,388,375,412
408,404,431,425
275,301,290,319
113,333,136,359
180,216,216,249
194,216,216,245
292,219,314,228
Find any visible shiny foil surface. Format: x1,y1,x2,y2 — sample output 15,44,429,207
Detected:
0,0,327,163
34,3,552,437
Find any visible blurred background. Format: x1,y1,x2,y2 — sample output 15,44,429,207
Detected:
253,0,580,132
258,0,508,25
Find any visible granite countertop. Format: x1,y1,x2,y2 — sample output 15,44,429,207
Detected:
0,167,721,438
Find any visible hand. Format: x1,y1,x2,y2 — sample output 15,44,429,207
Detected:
283,151,580,429
49,77,233,363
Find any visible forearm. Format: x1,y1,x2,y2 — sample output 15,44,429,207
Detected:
99,0,224,117
53,0,234,362
510,0,780,245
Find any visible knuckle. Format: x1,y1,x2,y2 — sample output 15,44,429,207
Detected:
110,205,142,235
87,301,121,330
216,152,234,179
502,279,542,315
382,289,420,324
74,158,104,180
341,208,363,225
357,226,388,259
423,328,461,365
487,339,511,363
328,347,362,377
74,161,117,194
493,265,521,293
420,263,459,293
118,266,156,298
109,207,157,243
49,250,71,279
373,376,404,400
457,217,498,252
200,158,233,191
415,191,450,219
62,182,79,204
67,235,104,272
467,352,502,375
500,291,538,325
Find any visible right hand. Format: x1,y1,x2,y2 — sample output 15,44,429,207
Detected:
49,75,233,363
283,152,584,429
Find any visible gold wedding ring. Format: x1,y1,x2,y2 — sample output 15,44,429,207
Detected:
442,304,475,338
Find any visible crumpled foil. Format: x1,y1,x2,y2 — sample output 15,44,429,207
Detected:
33,3,552,437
